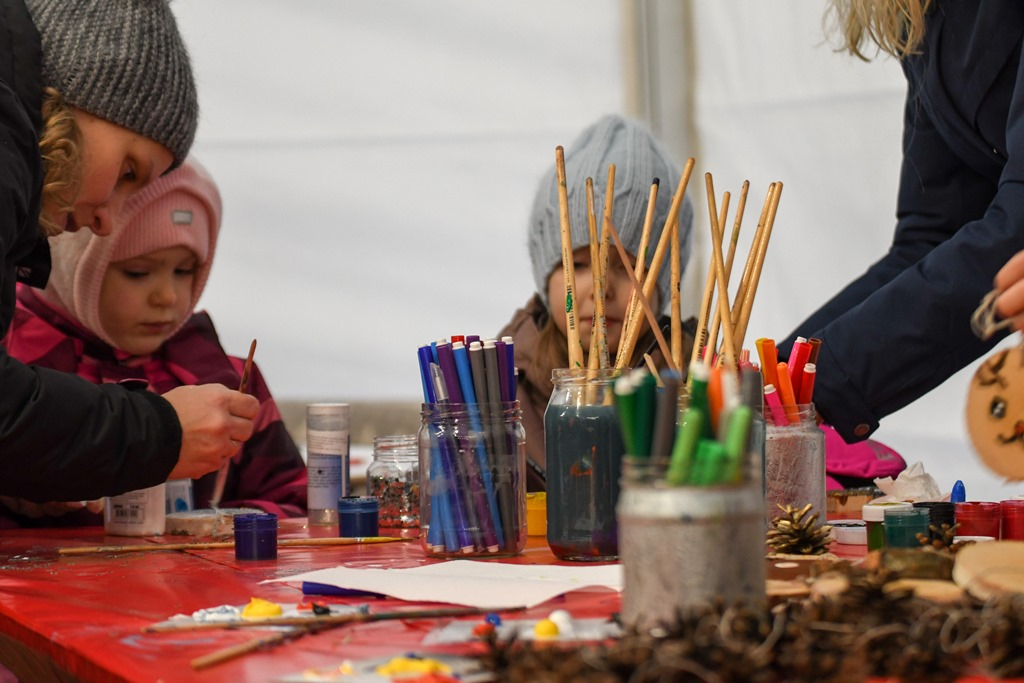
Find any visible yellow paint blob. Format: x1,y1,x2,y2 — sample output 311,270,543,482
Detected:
375,656,452,676
533,618,560,639
240,597,283,619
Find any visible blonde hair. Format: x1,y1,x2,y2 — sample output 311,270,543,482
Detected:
826,0,932,60
37,88,82,237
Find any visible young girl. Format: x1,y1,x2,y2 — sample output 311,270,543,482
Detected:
1,159,307,527
0,0,258,503
497,114,697,490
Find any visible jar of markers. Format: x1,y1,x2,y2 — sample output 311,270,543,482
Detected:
367,434,420,528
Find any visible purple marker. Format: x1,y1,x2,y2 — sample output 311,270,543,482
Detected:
501,336,517,402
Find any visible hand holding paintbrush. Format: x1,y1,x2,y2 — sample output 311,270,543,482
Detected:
209,339,257,508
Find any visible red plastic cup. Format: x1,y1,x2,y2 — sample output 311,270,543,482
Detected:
1000,500,1024,540
955,502,1001,539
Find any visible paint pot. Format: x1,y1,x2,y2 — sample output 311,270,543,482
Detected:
861,500,912,551
165,479,194,514
104,483,166,536
544,368,624,561
338,496,379,538
234,513,278,561
526,493,547,537
954,502,1001,539
912,501,955,541
1000,499,1024,540
883,506,929,548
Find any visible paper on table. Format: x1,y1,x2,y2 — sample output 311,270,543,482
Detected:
263,560,622,609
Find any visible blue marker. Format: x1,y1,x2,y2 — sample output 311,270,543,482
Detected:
951,480,966,503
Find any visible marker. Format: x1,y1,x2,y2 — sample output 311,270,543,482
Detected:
613,374,639,457
798,362,816,405
758,338,780,390
687,361,713,439
720,405,753,484
501,336,517,402
666,406,703,485
775,361,800,424
808,337,822,365
650,371,681,466
763,384,787,426
429,363,476,553
788,337,811,399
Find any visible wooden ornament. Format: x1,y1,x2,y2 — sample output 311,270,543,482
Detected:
952,539,1024,600
965,346,1024,480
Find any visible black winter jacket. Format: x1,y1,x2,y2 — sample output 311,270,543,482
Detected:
0,0,181,502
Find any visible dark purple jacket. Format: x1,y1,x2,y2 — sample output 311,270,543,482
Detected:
780,2,1024,442
0,287,307,528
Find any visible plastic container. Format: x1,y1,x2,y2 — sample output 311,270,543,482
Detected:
418,401,526,558
164,479,194,514
104,484,166,536
526,492,547,537
233,513,278,560
830,519,867,545
544,368,624,561
338,496,379,537
862,501,913,551
954,501,1000,539
883,506,930,548
1000,499,1024,540
367,434,420,528
913,501,955,541
765,404,825,524
306,403,350,526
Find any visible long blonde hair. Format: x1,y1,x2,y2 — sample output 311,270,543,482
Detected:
37,88,82,237
826,0,932,60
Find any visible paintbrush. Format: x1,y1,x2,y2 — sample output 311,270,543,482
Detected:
209,338,257,509
58,535,407,556
187,605,526,669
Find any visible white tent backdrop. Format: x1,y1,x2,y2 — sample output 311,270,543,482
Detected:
173,1,1022,502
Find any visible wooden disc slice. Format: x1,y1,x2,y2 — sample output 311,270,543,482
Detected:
952,540,1024,600
965,346,1024,481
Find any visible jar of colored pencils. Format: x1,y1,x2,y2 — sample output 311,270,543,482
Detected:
544,368,624,561
764,403,825,526
418,401,526,558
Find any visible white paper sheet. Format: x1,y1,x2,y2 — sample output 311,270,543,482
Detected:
264,560,622,609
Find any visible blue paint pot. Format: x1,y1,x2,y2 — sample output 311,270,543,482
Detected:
338,496,379,538
234,513,278,560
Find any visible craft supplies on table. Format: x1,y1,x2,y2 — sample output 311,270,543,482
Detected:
104,483,166,536
367,434,420,528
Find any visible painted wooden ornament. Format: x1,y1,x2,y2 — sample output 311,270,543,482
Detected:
965,345,1024,480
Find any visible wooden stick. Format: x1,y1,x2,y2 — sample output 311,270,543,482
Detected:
730,182,774,332
605,218,677,374
586,178,603,372
703,191,731,363
187,606,512,669
616,157,695,368
58,536,407,556
619,179,659,367
555,146,585,369
597,164,615,369
734,182,783,350
210,338,258,508
703,173,737,369
688,218,720,375
669,185,683,372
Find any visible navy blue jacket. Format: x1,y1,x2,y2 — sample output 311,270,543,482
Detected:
0,0,182,501
780,2,1024,442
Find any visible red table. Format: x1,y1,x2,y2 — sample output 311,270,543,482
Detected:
0,522,616,683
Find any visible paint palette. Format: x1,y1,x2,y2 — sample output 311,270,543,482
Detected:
421,616,621,645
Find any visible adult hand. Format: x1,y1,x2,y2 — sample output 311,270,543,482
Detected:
995,250,1024,332
162,384,259,480
0,496,104,518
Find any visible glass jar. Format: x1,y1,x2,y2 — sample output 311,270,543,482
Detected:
367,434,420,528
418,401,526,557
544,368,624,561
764,403,825,525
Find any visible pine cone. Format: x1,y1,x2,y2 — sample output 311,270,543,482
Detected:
766,503,833,555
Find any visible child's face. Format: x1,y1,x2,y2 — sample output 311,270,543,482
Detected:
42,109,174,237
99,246,197,356
546,246,659,358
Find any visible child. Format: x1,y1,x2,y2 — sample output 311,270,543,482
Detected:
0,158,306,527
497,114,697,489
1,0,258,504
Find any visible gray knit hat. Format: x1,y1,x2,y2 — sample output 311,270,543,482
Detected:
528,114,694,315
26,0,198,167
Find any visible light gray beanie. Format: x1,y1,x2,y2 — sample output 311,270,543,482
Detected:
528,114,694,316
26,0,198,167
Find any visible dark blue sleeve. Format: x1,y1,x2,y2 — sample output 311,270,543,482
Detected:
780,59,1024,442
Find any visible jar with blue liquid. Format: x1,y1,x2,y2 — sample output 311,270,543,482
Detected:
544,368,624,561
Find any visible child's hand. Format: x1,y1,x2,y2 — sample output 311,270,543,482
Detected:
0,496,104,518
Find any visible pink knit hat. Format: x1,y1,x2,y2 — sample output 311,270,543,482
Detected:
39,157,221,349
